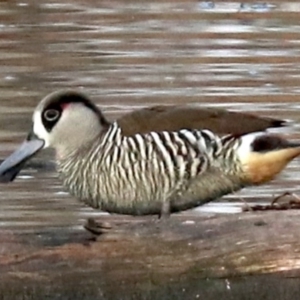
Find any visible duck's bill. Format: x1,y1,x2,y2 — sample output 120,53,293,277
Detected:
0,139,44,183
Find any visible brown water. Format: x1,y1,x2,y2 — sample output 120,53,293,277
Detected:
1,0,300,231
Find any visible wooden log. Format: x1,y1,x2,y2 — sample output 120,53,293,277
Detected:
0,211,300,299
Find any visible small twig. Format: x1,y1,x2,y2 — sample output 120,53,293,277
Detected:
271,192,300,206
232,191,253,212
243,192,300,212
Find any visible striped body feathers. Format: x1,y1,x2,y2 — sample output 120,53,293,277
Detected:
57,124,245,215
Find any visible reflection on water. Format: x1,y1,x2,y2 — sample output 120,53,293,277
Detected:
1,0,300,231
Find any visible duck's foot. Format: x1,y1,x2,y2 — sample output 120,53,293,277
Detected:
84,218,113,235
83,215,176,239
243,192,300,212
83,216,148,237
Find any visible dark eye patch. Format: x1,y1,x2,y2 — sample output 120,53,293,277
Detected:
42,104,62,132
40,90,110,132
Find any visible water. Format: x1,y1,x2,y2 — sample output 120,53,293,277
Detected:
0,0,300,299
1,1,300,298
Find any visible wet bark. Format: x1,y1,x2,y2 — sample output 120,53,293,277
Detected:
1,211,300,299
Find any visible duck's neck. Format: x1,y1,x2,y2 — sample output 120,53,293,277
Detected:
55,122,112,161
56,122,123,208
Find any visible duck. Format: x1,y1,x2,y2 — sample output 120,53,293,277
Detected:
0,90,297,218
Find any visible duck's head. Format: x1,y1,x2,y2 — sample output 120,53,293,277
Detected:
0,90,110,182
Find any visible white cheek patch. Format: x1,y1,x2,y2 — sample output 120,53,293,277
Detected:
33,110,50,147
236,132,265,162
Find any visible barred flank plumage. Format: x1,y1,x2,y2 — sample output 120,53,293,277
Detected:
57,123,245,215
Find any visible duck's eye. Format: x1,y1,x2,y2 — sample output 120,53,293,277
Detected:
44,109,60,122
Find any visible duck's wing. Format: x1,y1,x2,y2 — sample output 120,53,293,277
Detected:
118,105,285,136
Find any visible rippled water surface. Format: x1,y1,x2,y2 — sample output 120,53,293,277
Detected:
1,0,300,231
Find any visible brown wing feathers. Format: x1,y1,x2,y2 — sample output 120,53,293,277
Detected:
118,105,285,136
